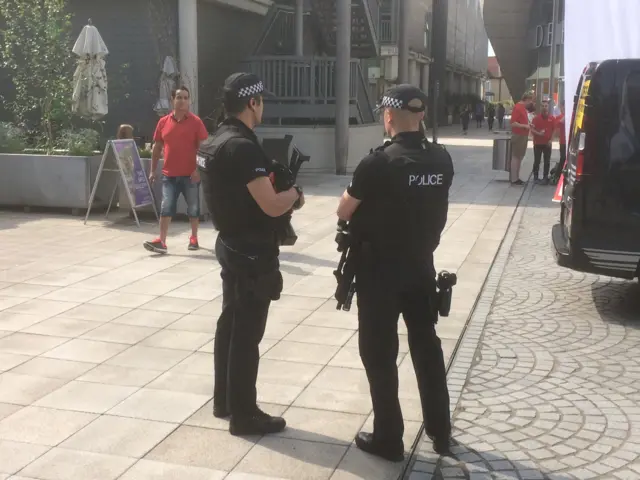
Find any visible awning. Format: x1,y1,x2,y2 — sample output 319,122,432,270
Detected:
527,63,562,81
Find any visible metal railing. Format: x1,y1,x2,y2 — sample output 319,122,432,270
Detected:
379,15,394,44
240,56,363,102
253,6,296,55
239,56,375,122
364,0,381,46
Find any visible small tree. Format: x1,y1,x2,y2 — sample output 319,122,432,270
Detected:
0,0,73,152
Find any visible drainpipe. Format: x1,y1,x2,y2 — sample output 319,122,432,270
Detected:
335,0,351,175
295,0,304,56
178,0,199,114
397,0,409,83
548,0,560,111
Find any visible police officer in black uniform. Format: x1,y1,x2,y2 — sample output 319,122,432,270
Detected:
336,84,454,460
198,73,304,436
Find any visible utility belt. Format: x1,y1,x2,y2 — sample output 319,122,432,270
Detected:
216,235,282,301
358,241,435,273
219,230,278,249
357,242,456,318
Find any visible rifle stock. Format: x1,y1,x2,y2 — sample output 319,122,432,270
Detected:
333,244,357,311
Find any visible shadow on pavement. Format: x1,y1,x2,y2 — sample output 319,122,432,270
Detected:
252,426,567,480
255,427,413,479
280,251,337,268
592,278,640,327
411,440,571,480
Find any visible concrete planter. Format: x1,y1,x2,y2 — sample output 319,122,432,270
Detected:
0,153,115,212
256,124,381,173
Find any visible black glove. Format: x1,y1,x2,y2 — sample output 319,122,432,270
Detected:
270,160,295,192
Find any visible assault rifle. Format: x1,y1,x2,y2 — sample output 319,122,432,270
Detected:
268,146,309,246
333,220,357,311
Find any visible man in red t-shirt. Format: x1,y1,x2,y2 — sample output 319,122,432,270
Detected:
530,100,555,185
510,92,535,185
144,86,209,254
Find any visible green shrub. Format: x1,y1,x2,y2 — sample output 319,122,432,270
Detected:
0,122,26,153
139,148,152,159
59,129,100,156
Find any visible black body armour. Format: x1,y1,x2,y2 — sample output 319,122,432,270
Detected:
351,134,454,263
197,122,293,244
197,126,241,232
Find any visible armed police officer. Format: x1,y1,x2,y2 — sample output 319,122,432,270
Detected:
198,73,304,436
336,85,454,461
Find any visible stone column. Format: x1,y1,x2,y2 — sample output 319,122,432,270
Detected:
179,0,199,114
409,60,418,87
295,0,304,56
335,0,351,175
428,0,448,139
421,63,430,93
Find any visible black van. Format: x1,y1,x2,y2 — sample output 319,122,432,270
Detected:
552,60,640,280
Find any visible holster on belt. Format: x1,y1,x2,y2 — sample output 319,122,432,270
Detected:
218,237,283,301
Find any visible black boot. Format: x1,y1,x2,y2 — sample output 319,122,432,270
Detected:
213,402,230,419
355,432,404,462
229,408,286,436
427,433,453,456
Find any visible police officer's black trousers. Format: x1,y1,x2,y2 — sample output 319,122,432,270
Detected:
356,261,451,447
213,236,273,417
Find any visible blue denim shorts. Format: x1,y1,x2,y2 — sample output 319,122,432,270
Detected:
160,175,200,218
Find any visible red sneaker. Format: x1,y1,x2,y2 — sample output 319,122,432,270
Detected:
188,235,199,251
143,238,167,254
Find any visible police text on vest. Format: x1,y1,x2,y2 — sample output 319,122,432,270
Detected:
408,174,443,186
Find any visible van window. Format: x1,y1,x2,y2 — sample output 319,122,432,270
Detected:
624,73,640,136
615,72,640,210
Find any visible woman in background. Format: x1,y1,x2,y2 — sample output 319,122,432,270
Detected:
117,124,134,140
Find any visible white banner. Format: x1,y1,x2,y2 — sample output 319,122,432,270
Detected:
564,0,640,139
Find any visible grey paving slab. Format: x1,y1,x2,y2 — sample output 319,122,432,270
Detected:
0,127,529,479
410,183,640,479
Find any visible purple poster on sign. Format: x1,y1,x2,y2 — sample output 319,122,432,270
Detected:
112,140,153,208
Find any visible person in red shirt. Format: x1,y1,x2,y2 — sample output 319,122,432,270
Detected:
144,86,209,254
510,92,535,185
530,100,556,185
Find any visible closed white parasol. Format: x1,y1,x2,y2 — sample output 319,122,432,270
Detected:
72,20,109,120
154,56,179,116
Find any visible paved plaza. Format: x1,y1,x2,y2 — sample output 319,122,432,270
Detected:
0,128,527,480
410,185,640,480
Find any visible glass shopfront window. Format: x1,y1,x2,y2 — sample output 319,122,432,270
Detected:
526,0,565,106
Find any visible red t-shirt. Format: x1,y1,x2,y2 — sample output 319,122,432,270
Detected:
555,114,566,144
531,114,556,145
153,112,208,177
511,102,530,136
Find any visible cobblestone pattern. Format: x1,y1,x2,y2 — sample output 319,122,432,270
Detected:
410,186,640,480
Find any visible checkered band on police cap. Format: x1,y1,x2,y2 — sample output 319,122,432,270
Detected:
237,81,264,98
380,95,403,109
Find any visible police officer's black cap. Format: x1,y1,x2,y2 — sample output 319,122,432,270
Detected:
375,84,428,113
223,72,274,101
